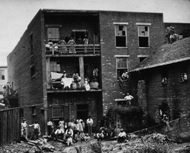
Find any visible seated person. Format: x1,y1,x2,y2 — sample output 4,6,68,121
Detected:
121,70,129,80
45,41,53,52
90,78,99,89
54,126,64,140
96,129,105,141
61,71,73,89
65,126,74,146
117,129,126,143
84,78,90,91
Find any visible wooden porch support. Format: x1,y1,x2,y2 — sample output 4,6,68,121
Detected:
46,57,51,89
79,57,84,85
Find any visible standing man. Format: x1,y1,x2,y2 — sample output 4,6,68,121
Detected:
124,93,134,106
86,116,93,136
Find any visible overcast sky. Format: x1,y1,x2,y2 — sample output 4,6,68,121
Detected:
0,0,190,59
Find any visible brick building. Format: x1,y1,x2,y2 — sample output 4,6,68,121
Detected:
7,9,165,134
130,37,190,124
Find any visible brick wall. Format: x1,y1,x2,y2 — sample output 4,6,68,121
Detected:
99,11,165,114
139,61,190,125
7,11,45,126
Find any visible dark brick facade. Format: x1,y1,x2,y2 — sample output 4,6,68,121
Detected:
131,60,190,124
99,11,165,114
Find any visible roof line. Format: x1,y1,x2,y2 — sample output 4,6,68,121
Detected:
130,57,190,72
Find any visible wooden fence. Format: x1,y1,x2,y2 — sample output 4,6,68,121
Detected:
0,108,21,147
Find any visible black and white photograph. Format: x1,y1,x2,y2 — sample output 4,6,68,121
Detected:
0,0,190,152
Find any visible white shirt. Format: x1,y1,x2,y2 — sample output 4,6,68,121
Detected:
118,131,126,137
124,95,133,100
86,118,93,125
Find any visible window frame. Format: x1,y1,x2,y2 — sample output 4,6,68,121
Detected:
113,22,128,48
52,106,63,119
115,55,129,79
136,23,151,48
46,25,62,43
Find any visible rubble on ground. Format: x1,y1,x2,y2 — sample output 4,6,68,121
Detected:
1,133,190,153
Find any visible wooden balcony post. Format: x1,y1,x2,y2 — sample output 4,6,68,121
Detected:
46,57,51,89
79,57,84,85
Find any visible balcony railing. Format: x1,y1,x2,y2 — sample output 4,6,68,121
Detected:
46,44,100,55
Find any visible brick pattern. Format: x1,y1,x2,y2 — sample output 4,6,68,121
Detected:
99,11,164,114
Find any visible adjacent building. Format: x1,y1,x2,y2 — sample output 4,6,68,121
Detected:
7,9,165,134
130,37,190,125
0,52,8,107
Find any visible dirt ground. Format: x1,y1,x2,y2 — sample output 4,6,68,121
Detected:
1,133,190,153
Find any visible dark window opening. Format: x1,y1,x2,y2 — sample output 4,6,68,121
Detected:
71,30,88,44
116,36,126,47
30,33,33,55
139,57,147,62
180,68,188,82
77,104,88,121
161,71,168,85
2,75,5,80
32,106,36,116
30,65,35,78
139,37,149,47
20,109,24,118
159,102,170,120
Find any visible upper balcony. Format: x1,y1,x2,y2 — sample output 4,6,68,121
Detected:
45,43,101,56
44,11,100,56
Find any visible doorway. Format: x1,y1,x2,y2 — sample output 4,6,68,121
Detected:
77,104,88,121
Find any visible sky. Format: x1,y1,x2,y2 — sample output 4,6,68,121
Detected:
0,0,190,66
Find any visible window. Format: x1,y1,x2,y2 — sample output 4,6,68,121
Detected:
30,65,35,78
180,68,188,82
137,24,150,47
32,106,36,116
115,56,129,79
50,61,61,72
114,23,128,47
138,55,149,63
30,33,33,55
0,70,5,80
47,27,60,42
161,71,168,85
52,107,63,118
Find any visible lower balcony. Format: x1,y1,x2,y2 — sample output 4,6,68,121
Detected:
47,72,101,93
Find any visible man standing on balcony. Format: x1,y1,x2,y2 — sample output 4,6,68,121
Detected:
124,93,134,106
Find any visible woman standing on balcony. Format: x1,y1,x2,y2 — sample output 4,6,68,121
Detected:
67,37,76,53
83,35,89,53
58,38,67,54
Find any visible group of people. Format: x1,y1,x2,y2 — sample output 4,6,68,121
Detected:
47,116,94,146
60,70,99,91
46,35,89,55
21,119,41,140
94,126,127,143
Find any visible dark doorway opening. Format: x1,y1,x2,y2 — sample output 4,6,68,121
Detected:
77,104,88,121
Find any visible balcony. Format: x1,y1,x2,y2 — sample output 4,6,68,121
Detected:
46,44,100,56
47,72,101,93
